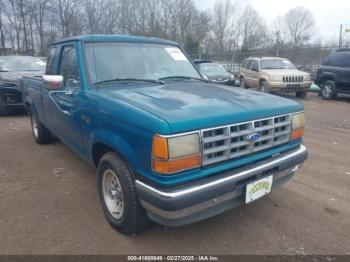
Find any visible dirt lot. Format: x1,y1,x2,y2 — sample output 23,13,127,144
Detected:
0,93,349,255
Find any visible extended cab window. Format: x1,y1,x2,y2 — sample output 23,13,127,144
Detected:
59,45,80,88
46,46,58,75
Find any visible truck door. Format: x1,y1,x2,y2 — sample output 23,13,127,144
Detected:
338,53,350,93
49,43,85,154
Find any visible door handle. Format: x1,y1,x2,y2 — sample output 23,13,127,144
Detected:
64,89,74,95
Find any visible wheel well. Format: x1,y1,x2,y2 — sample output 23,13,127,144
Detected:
320,76,334,85
92,143,115,167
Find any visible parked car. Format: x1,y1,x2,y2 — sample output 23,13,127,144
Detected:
22,35,308,234
239,57,312,98
0,56,45,115
195,60,235,85
315,49,350,99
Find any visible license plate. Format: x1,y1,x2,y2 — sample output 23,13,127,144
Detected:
245,175,273,204
286,84,301,89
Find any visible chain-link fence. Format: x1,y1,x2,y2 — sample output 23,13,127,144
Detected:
189,46,337,80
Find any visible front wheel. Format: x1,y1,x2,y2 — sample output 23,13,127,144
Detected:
296,91,308,98
97,152,149,234
260,80,269,93
321,80,337,100
30,113,52,144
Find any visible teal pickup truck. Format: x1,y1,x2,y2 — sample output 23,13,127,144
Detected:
22,35,308,234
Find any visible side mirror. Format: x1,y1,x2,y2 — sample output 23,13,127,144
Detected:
42,75,63,90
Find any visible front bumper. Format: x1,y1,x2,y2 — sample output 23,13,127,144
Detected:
0,87,24,108
210,79,235,86
268,81,312,92
136,145,307,226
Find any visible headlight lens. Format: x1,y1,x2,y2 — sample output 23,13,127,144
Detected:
152,133,201,174
304,74,311,81
230,74,235,81
270,76,282,82
291,112,305,140
168,134,200,158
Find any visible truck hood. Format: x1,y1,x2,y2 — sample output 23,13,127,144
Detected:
102,82,303,133
0,71,44,89
260,69,309,76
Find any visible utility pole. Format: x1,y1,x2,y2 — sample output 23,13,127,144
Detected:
121,0,126,35
338,24,343,49
276,31,280,57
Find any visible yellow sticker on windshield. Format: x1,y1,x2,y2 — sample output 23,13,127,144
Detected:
165,47,188,61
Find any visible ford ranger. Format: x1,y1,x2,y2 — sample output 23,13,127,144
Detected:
22,35,308,234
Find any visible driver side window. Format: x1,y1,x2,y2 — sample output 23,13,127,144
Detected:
251,61,259,71
59,45,80,89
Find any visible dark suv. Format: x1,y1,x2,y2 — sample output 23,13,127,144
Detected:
315,50,350,99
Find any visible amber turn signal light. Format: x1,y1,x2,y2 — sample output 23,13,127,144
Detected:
291,128,304,140
152,154,201,175
152,135,168,159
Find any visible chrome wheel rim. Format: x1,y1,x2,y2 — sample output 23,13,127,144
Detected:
102,169,124,219
322,84,332,97
31,115,38,139
240,80,245,88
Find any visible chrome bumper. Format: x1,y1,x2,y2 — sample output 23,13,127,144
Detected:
136,145,308,226
268,81,312,92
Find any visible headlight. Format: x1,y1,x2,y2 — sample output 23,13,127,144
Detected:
230,74,235,81
152,133,201,174
270,76,282,82
304,74,311,81
291,112,305,140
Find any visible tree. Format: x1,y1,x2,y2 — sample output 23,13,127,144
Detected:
211,0,238,52
0,0,6,50
239,6,269,51
283,6,315,47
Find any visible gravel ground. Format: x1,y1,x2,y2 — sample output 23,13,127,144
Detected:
0,92,349,255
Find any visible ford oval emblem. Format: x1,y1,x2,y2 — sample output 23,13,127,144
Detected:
247,133,261,142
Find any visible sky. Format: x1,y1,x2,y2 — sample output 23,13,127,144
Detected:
193,0,350,43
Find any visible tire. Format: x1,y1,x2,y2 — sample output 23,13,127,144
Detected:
0,97,9,116
259,80,269,93
240,77,247,89
296,91,308,98
320,80,337,100
97,152,149,234
30,113,52,144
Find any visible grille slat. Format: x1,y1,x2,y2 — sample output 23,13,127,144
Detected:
202,114,292,165
282,76,304,83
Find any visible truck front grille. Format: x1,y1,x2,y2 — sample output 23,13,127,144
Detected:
201,114,292,166
282,76,303,83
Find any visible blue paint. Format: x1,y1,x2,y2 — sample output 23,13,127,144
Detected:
22,35,304,187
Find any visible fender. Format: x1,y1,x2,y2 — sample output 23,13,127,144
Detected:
89,128,138,168
320,71,337,82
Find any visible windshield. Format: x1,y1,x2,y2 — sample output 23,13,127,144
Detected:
260,59,296,70
198,63,228,76
0,57,46,72
84,42,201,85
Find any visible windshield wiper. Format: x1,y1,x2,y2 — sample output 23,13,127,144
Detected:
95,78,164,85
159,76,207,82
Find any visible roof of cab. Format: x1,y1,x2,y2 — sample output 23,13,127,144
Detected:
52,34,178,46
